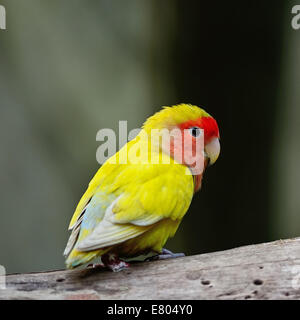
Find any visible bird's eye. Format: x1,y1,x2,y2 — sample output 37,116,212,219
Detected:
189,126,202,138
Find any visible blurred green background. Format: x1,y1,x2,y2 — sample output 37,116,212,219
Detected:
0,0,299,273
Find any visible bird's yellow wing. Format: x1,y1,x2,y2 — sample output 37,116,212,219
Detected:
76,163,193,252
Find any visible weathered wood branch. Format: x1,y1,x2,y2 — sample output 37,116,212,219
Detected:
1,238,300,300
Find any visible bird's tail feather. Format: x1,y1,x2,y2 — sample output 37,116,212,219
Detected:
65,247,110,269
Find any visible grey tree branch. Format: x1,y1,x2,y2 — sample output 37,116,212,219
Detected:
1,237,300,300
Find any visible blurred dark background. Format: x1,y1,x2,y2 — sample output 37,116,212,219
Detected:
1,0,299,273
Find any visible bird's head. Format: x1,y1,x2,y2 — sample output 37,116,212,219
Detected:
143,103,220,178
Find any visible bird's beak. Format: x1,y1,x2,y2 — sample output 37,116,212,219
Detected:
204,137,220,166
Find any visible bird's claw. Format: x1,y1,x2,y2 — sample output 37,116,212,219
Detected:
145,248,185,261
102,253,130,272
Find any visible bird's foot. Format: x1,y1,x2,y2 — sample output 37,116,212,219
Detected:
101,253,130,272
145,248,185,261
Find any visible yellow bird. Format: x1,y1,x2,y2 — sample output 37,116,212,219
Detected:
64,104,220,271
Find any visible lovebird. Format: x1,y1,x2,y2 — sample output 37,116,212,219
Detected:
64,104,220,271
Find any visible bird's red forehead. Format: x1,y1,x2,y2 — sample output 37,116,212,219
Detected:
179,116,220,143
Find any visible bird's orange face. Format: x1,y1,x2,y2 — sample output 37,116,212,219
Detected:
161,116,220,177
180,116,220,165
